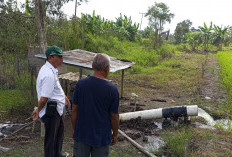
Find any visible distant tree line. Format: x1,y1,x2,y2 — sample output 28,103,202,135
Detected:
173,20,232,52
1,0,232,56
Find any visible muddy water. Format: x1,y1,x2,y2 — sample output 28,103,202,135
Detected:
143,135,165,152
142,122,164,152
198,108,232,129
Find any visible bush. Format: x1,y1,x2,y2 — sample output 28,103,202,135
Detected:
176,43,191,52
129,65,142,73
156,44,176,59
85,34,117,53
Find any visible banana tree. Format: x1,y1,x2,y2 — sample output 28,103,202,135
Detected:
115,14,139,41
199,22,213,52
213,25,228,50
186,32,202,51
224,28,232,46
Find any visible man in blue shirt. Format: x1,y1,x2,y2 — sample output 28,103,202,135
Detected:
72,53,119,157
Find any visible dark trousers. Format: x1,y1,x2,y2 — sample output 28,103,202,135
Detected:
42,111,64,157
73,141,109,157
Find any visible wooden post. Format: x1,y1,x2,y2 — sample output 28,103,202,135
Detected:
79,68,83,80
30,67,34,98
184,139,188,157
65,79,68,95
118,129,156,157
41,122,45,137
120,69,124,98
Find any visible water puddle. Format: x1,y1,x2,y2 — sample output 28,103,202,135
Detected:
215,119,232,129
146,108,232,153
143,135,165,152
154,122,162,130
0,122,25,137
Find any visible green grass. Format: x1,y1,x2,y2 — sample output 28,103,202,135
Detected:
163,128,193,156
1,150,30,157
217,51,232,96
0,90,30,111
216,51,232,114
155,126,193,157
110,144,140,157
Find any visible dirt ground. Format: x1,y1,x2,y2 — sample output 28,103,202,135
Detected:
0,53,231,156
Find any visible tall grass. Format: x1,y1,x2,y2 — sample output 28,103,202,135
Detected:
217,51,232,114
157,127,193,156
217,51,232,97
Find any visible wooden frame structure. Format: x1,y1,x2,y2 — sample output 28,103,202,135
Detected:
35,49,135,98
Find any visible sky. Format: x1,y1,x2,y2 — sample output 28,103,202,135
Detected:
61,0,232,33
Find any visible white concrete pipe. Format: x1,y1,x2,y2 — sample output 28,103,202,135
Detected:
119,105,198,121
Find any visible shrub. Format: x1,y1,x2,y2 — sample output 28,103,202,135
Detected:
156,44,176,59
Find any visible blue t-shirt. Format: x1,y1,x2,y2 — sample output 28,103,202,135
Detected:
72,76,119,147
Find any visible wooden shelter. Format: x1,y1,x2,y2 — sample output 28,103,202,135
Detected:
35,49,135,98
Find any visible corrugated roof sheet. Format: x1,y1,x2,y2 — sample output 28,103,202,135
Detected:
35,49,135,72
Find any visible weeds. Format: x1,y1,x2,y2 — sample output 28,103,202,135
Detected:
159,126,193,157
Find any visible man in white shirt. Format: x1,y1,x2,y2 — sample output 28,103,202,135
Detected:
32,45,71,157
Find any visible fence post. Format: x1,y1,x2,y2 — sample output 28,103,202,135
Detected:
184,139,189,157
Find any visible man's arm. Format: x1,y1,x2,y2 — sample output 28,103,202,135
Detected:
110,113,119,145
32,97,48,121
71,104,78,139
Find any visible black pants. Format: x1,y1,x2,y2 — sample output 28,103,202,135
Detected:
42,111,64,157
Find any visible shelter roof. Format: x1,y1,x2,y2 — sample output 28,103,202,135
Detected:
35,49,135,72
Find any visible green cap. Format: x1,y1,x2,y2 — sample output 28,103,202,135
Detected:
45,46,69,57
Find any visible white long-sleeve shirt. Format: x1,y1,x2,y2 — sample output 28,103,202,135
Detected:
36,61,65,118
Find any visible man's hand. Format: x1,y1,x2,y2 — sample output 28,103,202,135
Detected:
65,96,71,106
111,135,117,145
32,108,39,121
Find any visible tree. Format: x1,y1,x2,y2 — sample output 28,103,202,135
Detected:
199,22,213,52
0,0,36,54
174,19,192,44
145,2,174,48
213,25,228,50
224,27,232,47
115,14,139,41
186,32,202,51
26,0,87,53
74,0,88,17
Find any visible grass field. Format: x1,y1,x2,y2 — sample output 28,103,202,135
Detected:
217,51,232,114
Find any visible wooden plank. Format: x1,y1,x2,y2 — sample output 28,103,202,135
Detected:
118,129,156,157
